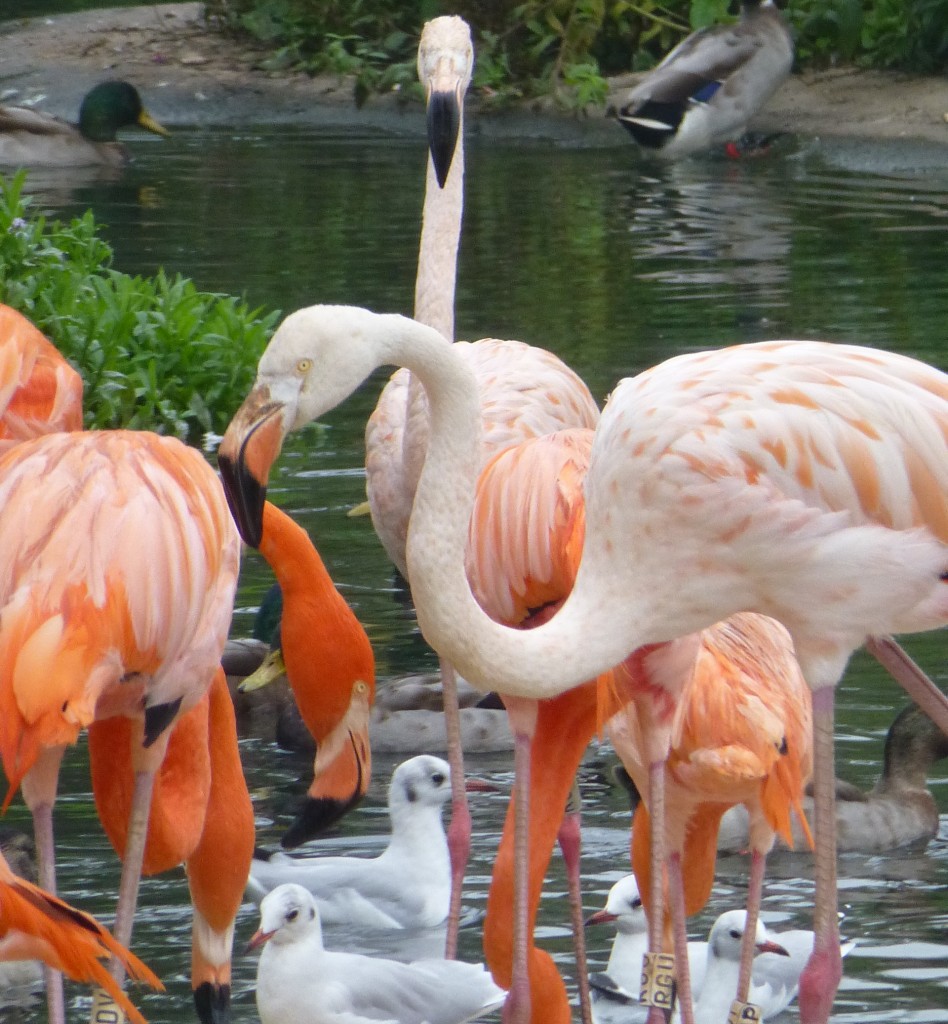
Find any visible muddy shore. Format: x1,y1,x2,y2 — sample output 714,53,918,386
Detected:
1,3,947,156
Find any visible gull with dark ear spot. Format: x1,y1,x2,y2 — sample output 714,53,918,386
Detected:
249,883,505,1024
585,874,708,1019
246,756,492,930
694,910,855,1023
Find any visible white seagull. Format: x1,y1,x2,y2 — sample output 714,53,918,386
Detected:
247,755,458,929
587,878,854,1022
250,883,506,1024
586,875,707,1020
694,910,855,1023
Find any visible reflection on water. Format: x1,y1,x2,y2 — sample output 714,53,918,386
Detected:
7,127,948,1023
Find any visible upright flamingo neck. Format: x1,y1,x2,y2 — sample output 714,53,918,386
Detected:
414,123,463,342
404,116,465,493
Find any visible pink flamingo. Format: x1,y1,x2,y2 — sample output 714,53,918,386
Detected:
362,16,600,958
218,307,946,1024
0,429,239,1024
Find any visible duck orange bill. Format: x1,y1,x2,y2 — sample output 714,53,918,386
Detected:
246,928,274,952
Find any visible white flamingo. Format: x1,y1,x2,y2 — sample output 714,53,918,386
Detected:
218,306,947,1024
363,14,600,964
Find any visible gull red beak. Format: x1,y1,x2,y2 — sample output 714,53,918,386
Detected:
246,928,274,952
757,938,790,956
584,909,619,927
464,777,499,794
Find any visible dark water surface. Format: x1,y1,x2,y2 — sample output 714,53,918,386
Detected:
7,126,948,1022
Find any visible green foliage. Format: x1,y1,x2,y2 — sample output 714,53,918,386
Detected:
206,0,424,105
204,0,947,110
0,173,279,441
791,0,948,70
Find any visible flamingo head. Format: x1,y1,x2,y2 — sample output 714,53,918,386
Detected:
418,16,473,188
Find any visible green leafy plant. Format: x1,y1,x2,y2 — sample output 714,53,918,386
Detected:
791,0,948,70
206,0,426,104
0,172,279,442
204,0,948,109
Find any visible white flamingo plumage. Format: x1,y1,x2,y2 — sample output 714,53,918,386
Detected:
468,427,813,1024
363,15,600,961
218,306,946,1024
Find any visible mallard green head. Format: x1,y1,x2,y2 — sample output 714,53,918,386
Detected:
77,81,170,143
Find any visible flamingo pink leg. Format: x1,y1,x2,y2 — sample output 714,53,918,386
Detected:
666,852,696,1024
21,746,66,1024
798,686,841,1024
440,656,470,961
644,758,670,1024
107,727,171,985
866,637,948,735
557,784,592,1024
501,698,537,1024
735,848,767,1002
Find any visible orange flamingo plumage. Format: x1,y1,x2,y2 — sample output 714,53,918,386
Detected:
218,308,947,1024
0,848,162,1024
0,429,240,1024
89,667,254,1023
607,612,813,1018
467,427,600,1024
248,500,375,847
0,304,83,450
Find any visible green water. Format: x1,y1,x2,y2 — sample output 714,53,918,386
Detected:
8,126,948,1023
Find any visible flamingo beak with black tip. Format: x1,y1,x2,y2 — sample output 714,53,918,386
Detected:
218,385,289,548
426,72,461,189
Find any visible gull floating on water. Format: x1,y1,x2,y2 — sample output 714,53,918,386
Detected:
586,874,707,1022
587,876,855,1022
247,755,469,929
249,883,506,1024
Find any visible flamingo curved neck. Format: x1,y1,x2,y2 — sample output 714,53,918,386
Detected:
389,317,644,700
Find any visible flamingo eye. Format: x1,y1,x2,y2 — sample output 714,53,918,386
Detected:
296,358,312,375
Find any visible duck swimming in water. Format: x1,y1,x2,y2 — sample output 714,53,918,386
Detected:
0,81,169,168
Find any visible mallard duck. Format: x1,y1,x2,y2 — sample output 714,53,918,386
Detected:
615,0,793,158
0,80,169,168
